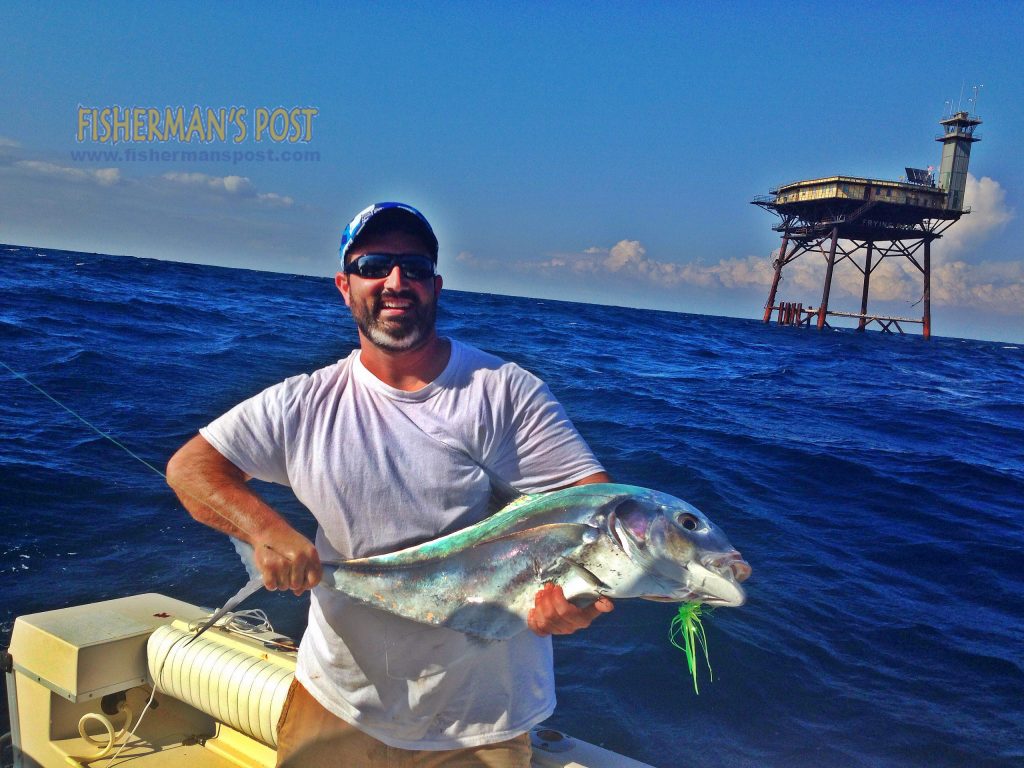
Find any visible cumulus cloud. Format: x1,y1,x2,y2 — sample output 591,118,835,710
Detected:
15,160,120,186
256,192,295,207
161,172,293,206
16,160,121,186
535,239,774,290
456,250,510,270
162,171,254,194
938,174,1014,255
604,240,646,271
92,168,121,186
829,255,1024,314
929,259,1024,311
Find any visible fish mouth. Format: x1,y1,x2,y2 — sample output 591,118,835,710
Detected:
704,552,752,583
686,552,751,607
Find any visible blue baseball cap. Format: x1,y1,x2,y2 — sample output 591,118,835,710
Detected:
339,202,439,266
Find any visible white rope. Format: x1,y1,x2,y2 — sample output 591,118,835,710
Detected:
188,608,275,637
99,629,191,767
69,706,132,763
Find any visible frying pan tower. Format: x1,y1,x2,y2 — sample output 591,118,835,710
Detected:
753,103,983,339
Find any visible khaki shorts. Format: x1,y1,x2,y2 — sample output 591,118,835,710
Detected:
276,679,532,768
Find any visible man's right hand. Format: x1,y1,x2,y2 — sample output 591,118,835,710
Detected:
167,433,324,596
253,523,323,595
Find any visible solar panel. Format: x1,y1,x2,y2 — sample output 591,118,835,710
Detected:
905,167,933,186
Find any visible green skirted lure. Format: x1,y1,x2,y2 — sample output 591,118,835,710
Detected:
669,602,713,694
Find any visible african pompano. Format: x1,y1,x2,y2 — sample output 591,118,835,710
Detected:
320,482,750,641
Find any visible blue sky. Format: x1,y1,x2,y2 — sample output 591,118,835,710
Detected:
1,2,1021,341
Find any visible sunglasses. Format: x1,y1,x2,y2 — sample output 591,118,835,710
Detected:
344,253,436,281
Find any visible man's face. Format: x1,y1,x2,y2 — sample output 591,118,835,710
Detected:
336,230,442,352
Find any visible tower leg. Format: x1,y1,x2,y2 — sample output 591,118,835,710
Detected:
763,232,790,323
817,227,839,330
857,241,874,331
923,239,932,340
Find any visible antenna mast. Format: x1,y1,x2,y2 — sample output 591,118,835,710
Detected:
969,84,984,115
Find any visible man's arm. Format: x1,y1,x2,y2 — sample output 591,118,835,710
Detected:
166,433,322,595
528,470,615,636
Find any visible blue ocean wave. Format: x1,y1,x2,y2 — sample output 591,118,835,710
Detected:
1,245,1022,767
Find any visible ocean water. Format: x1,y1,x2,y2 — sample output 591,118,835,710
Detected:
1,244,1022,767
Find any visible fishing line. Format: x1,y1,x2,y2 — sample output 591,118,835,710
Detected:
0,359,283,563
1,360,167,480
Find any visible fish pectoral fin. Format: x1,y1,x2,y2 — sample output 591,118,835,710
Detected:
532,552,607,605
561,557,610,589
534,553,605,585
557,557,612,606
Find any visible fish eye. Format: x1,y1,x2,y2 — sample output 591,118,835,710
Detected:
677,513,700,531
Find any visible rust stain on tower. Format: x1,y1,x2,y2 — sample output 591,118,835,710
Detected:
753,102,983,339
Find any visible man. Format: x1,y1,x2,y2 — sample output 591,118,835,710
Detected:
166,202,613,767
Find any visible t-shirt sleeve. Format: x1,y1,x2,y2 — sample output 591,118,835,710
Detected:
199,375,306,487
495,366,604,492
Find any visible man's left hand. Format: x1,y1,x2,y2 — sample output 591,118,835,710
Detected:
528,583,614,636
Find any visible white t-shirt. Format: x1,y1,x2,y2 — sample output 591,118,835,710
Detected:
200,339,603,749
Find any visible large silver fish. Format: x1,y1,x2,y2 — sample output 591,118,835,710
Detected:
319,482,750,641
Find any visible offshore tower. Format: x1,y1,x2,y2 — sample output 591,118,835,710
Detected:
936,110,982,212
753,101,983,339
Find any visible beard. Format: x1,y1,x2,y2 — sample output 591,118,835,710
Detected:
350,288,437,352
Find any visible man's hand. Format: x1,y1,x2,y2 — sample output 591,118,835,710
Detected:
253,522,323,596
167,434,322,596
528,583,614,637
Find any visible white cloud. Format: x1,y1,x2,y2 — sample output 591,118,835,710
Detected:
541,240,774,289
92,168,121,186
257,192,294,207
604,240,646,271
0,136,20,148
163,172,255,195
938,174,1014,255
161,172,293,206
931,259,1024,310
456,250,519,272
16,160,121,186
